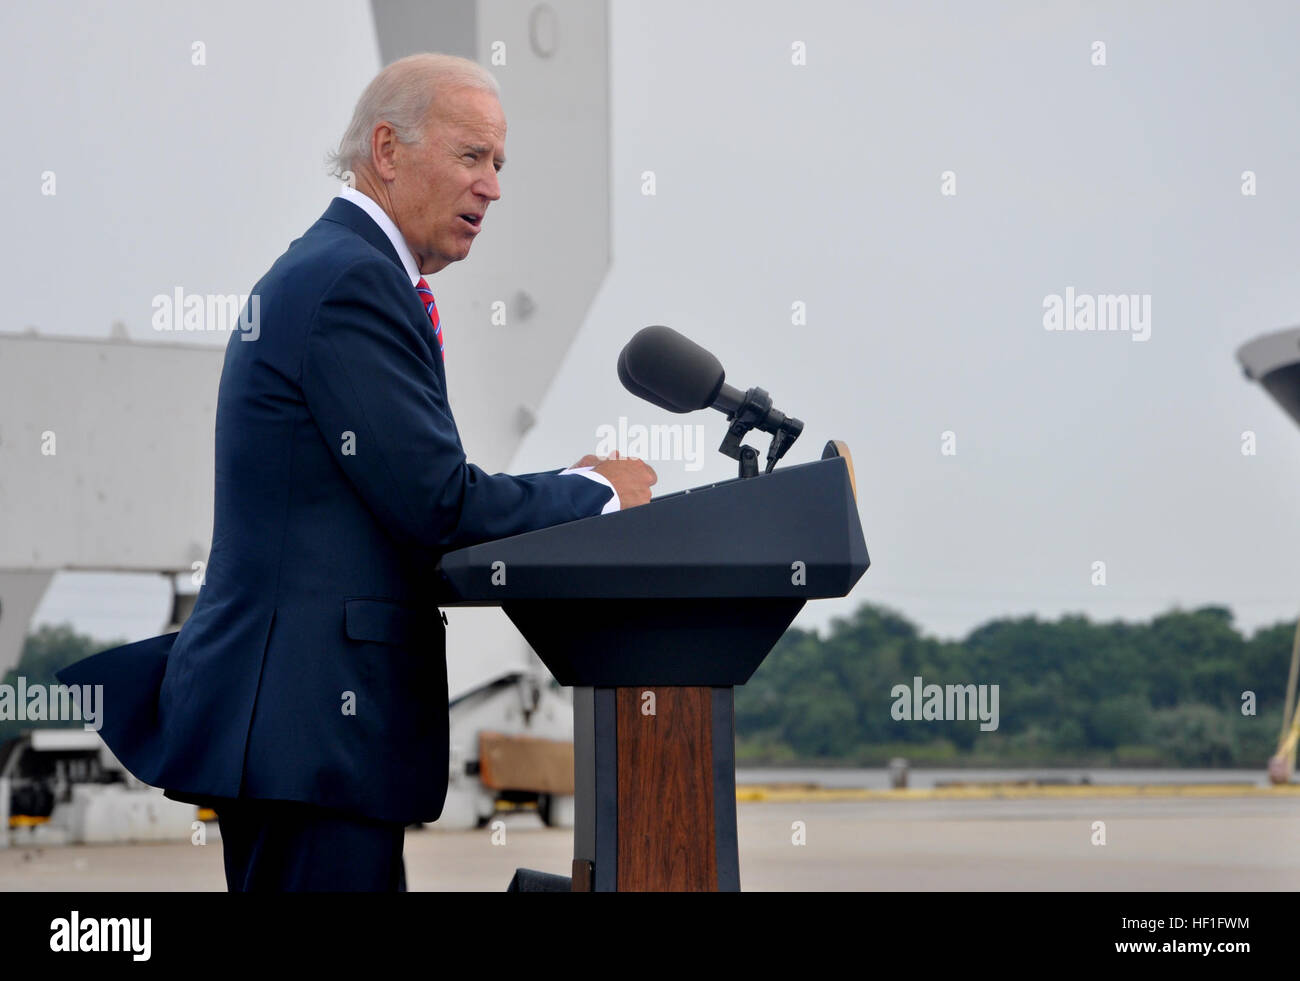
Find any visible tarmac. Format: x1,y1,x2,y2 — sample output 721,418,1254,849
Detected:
1,794,1296,891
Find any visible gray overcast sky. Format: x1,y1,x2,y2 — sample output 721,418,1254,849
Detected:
525,0,1300,641
6,0,1300,643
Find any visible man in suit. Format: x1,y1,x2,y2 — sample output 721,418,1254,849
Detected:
58,53,656,891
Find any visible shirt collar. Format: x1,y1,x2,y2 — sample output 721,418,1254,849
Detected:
336,185,422,286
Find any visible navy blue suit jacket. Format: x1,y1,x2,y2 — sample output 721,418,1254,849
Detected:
58,198,613,824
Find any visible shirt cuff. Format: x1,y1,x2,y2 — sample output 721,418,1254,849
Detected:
559,466,620,514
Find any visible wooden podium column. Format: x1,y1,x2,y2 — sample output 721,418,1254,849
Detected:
572,686,740,891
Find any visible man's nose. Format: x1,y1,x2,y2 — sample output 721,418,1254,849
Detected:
476,171,501,201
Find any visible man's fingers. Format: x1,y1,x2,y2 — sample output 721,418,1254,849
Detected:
589,456,658,509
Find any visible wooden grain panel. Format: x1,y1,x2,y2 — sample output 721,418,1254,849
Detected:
571,859,593,892
615,686,716,891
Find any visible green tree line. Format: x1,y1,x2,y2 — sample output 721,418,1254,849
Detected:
0,625,125,746
3,609,1292,769
735,604,1292,767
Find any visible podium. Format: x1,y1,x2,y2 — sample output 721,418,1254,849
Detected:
435,454,869,890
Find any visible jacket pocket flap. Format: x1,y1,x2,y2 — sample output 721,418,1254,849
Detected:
344,599,433,646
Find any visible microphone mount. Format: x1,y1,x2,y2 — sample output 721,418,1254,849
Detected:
716,384,804,478
616,325,805,479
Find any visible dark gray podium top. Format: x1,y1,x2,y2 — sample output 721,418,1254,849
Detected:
435,456,869,605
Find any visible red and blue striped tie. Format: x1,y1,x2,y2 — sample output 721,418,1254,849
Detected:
415,277,444,361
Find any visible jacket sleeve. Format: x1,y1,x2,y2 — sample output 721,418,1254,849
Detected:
300,259,614,551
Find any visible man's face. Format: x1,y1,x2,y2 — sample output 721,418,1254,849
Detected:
387,87,505,275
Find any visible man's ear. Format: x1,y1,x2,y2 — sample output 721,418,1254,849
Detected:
371,122,399,181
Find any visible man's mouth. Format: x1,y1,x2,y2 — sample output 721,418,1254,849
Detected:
459,213,482,231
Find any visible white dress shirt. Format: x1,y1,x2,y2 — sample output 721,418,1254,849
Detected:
334,187,620,514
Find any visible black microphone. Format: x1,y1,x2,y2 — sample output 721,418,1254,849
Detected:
617,325,803,474
617,325,741,413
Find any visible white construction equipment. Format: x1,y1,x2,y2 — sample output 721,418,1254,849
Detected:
0,729,199,848
1237,326,1300,784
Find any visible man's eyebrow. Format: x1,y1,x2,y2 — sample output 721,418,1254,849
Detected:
462,142,506,165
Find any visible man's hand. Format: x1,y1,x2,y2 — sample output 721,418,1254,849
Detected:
569,451,656,508
592,456,656,508
566,452,650,509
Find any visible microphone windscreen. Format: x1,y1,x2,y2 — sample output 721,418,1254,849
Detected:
618,325,725,412
617,346,681,412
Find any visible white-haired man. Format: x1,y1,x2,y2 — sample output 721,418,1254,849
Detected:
60,53,656,891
